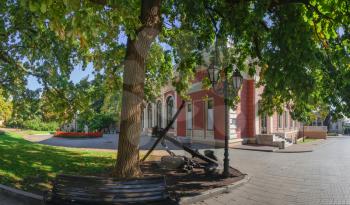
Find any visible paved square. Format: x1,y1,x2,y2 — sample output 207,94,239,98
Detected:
195,136,350,205
2,136,350,205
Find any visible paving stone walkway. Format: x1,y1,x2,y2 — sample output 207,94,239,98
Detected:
23,133,213,151
195,135,350,205
0,194,25,205
274,139,326,153
2,129,349,205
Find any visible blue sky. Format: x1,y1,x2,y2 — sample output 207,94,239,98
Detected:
26,63,95,90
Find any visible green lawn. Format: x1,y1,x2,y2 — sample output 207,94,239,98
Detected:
299,138,319,144
0,131,116,194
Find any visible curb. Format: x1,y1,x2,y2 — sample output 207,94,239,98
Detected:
273,149,313,153
179,174,250,205
0,184,43,205
232,147,277,152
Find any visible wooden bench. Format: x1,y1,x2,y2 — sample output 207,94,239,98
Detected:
44,174,170,205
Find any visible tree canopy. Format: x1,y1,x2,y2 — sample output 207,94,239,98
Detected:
1,0,349,118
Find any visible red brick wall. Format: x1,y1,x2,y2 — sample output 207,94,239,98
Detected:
236,79,255,138
213,91,225,140
236,82,247,138
246,80,255,137
174,72,268,140
174,85,227,140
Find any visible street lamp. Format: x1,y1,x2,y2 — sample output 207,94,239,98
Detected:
207,64,243,178
207,64,220,88
232,69,243,91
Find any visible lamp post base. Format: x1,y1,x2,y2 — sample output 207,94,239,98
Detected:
223,158,230,178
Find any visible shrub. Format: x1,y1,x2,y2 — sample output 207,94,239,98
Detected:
6,118,59,131
327,132,338,136
78,113,116,132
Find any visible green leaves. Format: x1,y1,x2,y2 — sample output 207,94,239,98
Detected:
0,89,12,121
28,1,39,12
40,2,47,13
1,0,350,123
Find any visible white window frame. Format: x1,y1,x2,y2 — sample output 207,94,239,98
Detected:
166,96,174,128
207,99,214,131
278,114,283,129
186,102,193,130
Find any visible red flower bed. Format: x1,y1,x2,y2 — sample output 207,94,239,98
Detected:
54,131,103,138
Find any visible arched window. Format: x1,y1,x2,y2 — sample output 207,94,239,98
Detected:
156,101,162,127
166,96,174,128
147,104,153,128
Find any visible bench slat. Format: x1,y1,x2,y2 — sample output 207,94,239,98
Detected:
57,175,165,185
54,191,167,199
54,188,166,198
55,183,165,190
53,193,167,202
46,174,169,204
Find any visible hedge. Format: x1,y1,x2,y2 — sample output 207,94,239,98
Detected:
54,131,103,138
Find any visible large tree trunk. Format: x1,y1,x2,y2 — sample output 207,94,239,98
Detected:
114,0,162,178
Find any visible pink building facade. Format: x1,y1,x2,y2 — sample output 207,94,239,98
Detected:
141,67,301,147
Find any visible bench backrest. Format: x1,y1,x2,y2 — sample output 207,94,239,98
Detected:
50,174,168,204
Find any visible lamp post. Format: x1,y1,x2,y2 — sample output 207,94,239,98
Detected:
207,64,243,178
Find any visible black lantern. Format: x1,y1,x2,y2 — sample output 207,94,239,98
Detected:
207,63,220,87
232,69,243,91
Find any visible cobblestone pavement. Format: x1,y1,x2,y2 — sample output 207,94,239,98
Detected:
2,135,350,205
195,136,350,205
0,194,25,205
23,133,213,151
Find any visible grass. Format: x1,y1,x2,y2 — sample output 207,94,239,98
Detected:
327,132,338,136
299,138,319,144
0,131,116,194
22,130,54,135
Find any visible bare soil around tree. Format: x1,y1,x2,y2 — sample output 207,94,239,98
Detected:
141,160,245,201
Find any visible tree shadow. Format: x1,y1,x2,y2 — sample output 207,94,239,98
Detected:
0,132,116,194
141,161,245,200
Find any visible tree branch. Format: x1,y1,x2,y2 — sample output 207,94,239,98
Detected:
304,2,335,21
0,50,44,79
204,2,219,34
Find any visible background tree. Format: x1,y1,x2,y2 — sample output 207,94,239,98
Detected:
0,89,12,123
8,89,41,127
